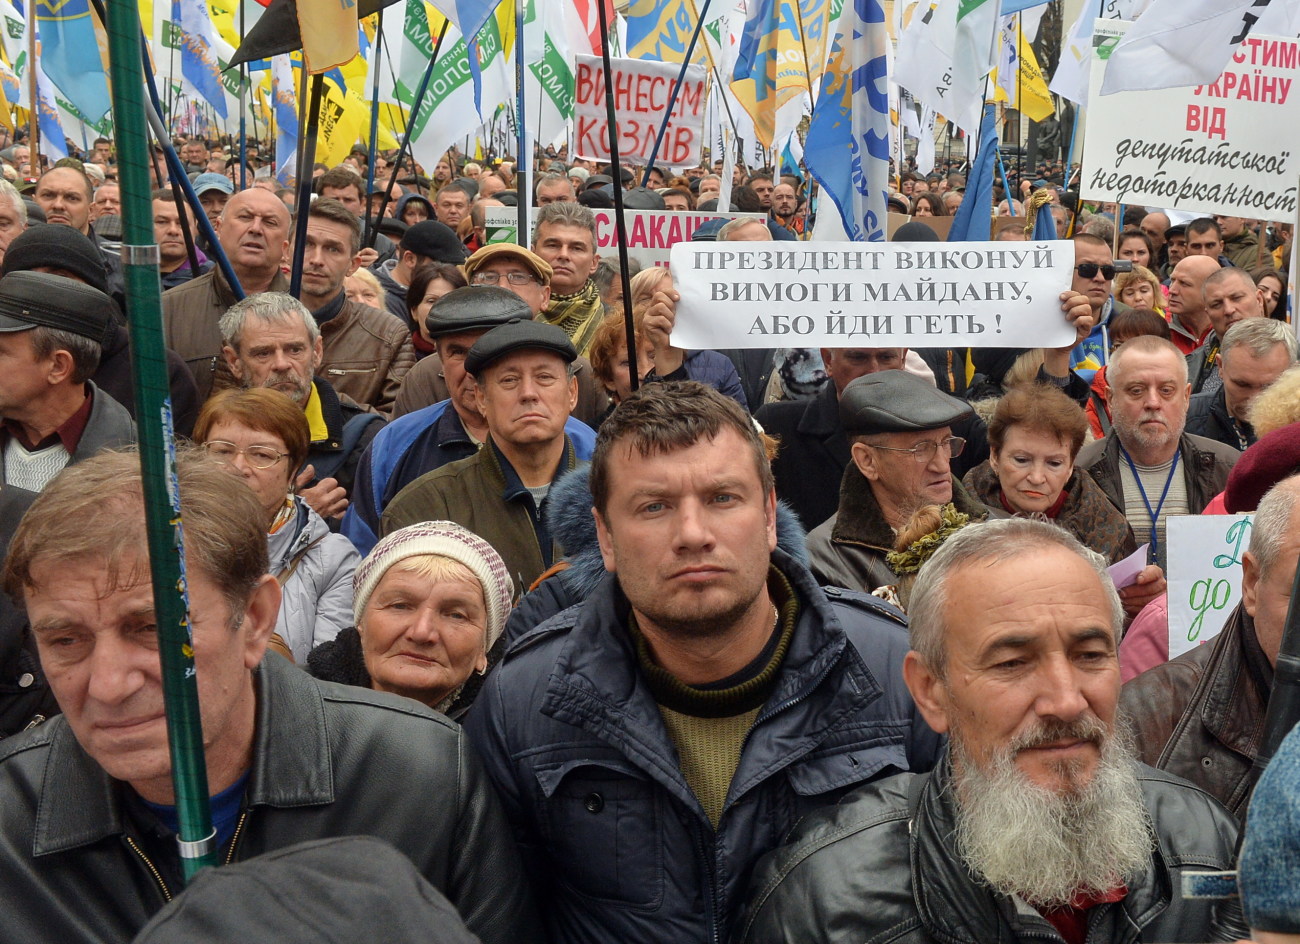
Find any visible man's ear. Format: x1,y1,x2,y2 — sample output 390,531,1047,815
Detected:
311,335,324,372
222,345,244,381
45,349,75,386
566,374,578,412
240,575,281,668
902,651,951,735
850,440,879,481
593,507,616,573
1242,550,1261,620
346,253,361,277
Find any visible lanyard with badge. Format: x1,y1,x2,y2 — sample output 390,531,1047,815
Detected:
1121,447,1180,565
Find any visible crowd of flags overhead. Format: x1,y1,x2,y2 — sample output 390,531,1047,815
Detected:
0,0,1290,240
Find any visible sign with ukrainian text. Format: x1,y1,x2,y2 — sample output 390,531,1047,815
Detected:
668,241,1078,350
484,207,765,269
1083,20,1300,220
1167,514,1252,660
573,55,707,166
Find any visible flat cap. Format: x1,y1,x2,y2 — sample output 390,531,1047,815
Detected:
0,271,113,343
463,242,553,285
424,286,534,339
400,220,466,264
839,369,972,435
465,318,576,375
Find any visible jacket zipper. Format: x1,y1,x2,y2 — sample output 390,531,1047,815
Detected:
225,809,250,865
125,835,173,903
690,818,723,944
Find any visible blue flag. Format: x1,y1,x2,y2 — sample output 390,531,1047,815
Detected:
1030,195,1057,241
174,0,228,121
803,0,890,241
999,0,1048,13
34,0,111,124
948,105,998,242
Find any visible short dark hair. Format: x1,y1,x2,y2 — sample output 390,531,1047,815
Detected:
316,167,364,201
1187,217,1222,241
589,381,773,516
405,262,468,315
307,196,362,253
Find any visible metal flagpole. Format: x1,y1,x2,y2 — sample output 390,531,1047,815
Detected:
104,0,217,881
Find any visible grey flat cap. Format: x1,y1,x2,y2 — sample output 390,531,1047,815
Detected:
423,285,533,339
466,319,576,375
0,271,113,343
839,370,972,435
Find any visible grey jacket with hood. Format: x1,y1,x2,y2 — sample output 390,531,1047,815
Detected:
267,496,360,662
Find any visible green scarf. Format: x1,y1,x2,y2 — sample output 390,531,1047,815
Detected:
542,280,605,357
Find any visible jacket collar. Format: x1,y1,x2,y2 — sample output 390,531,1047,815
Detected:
911,756,1169,944
831,465,987,551
33,657,334,856
541,548,880,818
310,377,347,444
1195,604,1269,761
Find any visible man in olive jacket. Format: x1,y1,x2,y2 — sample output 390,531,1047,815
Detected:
382,319,583,592
0,450,540,944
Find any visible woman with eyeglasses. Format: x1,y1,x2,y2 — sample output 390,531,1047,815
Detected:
963,384,1136,564
194,388,360,662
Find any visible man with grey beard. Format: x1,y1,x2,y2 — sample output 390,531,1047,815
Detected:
738,518,1245,944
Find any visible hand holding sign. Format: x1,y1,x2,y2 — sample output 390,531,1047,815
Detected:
668,241,1080,351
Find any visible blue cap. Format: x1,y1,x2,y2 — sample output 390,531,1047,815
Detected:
193,172,234,196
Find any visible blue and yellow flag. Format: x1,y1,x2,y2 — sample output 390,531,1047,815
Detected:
624,0,709,63
34,0,111,124
174,0,228,119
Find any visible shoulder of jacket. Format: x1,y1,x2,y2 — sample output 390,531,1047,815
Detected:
1184,433,1241,465
820,585,909,629
0,715,62,765
501,604,582,662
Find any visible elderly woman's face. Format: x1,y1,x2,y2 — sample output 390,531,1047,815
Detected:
990,426,1074,516
202,420,294,524
361,565,488,708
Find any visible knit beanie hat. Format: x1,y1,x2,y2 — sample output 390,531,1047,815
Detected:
1,223,111,294
353,522,514,652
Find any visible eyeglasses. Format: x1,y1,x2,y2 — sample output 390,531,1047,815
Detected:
1076,262,1117,280
202,440,290,470
472,271,540,286
868,436,966,463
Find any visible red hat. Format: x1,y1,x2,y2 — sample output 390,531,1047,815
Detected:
1224,422,1300,513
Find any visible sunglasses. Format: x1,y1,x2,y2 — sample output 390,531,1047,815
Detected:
1076,262,1116,280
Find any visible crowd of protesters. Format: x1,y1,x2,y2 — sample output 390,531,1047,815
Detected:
0,127,1296,943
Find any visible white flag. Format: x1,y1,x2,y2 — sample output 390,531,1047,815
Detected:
1101,0,1300,95
894,0,998,137
1049,0,1151,105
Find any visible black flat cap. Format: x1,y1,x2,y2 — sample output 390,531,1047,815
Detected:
424,286,533,339
839,370,972,435
0,271,113,343
465,319,576,375
400,220,466,264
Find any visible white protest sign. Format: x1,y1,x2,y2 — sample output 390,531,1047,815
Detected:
573,55,707,166
668,240,1078,350
1084,20,1300,219
484,207,765,269
1166,514,1252,661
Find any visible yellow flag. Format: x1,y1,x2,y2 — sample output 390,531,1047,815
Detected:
297,0,359,74
994,18,1054,122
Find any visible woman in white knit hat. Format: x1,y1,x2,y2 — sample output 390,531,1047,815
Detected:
307,521,514,719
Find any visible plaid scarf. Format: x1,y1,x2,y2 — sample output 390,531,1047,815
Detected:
541,279,605,357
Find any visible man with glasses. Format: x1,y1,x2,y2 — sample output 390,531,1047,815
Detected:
806,370,1001,592
1068,234,1124,383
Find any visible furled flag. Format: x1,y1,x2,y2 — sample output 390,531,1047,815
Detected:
0,0,24,71
34,55,69,161
297,0,359,73
426,0,505,43
993,13,1053,120
175,0,229,120
947,104,997,242
952,0,1000,124
271,54,299,184
33,0,111,124
1049,0,1150,106
1101,0,1300,95
803,0,891,241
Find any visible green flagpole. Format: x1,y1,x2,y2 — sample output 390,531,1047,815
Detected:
102,0,217,880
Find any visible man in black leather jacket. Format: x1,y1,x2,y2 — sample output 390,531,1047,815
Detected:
0,449,540,944
740,518,1244,944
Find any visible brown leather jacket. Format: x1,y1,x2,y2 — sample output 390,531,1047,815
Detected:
1119,604,1268,823
318,297,415,417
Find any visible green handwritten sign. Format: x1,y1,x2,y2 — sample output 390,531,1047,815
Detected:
1167,513,1252,660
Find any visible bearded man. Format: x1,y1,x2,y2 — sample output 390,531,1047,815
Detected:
739,518,1245,944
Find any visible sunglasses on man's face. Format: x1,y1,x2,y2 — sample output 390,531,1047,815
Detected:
1075,262,1116,280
